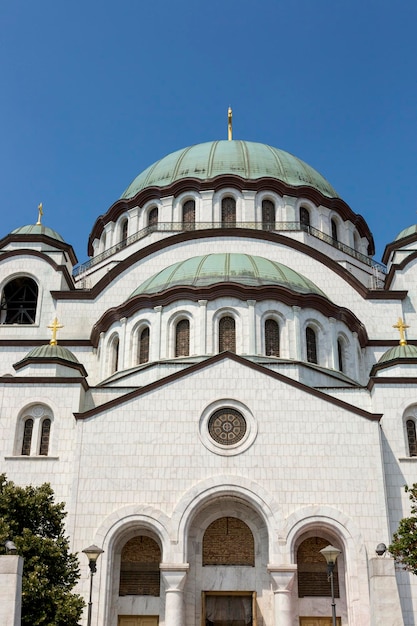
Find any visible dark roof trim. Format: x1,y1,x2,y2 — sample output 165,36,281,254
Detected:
0,249,75,289
0,234,78,265
368,339,417,347
370,358,417,377
368,376,417,391
382,232,417,265
0,376,89,390
89,283,368,348
54,229,392,301
87,174,375,255
0,339,92,347
74,352,381,421
384,250,417,289
13,356,88,377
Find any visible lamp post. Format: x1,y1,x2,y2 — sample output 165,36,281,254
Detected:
320,544,341,626
82,544,104,626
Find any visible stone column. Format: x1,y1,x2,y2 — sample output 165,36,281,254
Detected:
0,555,23,626
247,300,256,354
198,300,208,354
160,564,189,626
329,317,337,369
352,332,359,380
152,306,163,361
268,565,297,626
292,306,301,360
119,317,127,370
369,557,403,626
99,332,105,380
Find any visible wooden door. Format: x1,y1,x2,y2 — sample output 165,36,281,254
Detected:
299,618,341,626
118,617,158,626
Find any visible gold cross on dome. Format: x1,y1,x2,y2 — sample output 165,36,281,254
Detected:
36,202,43,225
48,317,63,346
228,107,233,141
393,317,410,346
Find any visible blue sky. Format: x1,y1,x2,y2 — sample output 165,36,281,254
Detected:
1,1,416,263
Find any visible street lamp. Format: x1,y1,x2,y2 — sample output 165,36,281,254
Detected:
82,544,104,626
320,544,341,626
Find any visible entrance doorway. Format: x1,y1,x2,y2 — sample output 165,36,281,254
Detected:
202,592,256,626
300,617,342,626
118,617,158,626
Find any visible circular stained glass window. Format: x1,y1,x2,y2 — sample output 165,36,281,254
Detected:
208,408,247,445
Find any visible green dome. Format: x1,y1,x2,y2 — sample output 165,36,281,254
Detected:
394,224,417,241
11,224,64,242
121,140,339,200
130,253,326,298
25,344,79,363
378,344,417,363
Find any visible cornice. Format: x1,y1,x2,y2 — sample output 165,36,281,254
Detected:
87,174,375,255
0,234,78,265
384,250,417,289
0,376,89,391
368,376,417,391
0,249,75,290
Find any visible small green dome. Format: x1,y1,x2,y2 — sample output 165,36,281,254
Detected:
11,224,64,242
130,253,326,298
378,344,417,363
25,344,79,363
121,140,338,200
394,224,417,242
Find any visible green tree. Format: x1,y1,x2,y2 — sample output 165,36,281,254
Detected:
389,483,417,575
0,474,84,626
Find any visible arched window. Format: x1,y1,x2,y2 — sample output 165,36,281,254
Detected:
221,197,236,228
406,420,417,457
138,327,150,364
331,218,338,242
119,536,161,596
219,316,236,353
120,219,128,245
297,537,340,598
110,336,119,374
300,206,310,230
306,327,318,364
21,418,33,455
337,338,344,373
175,319,190,357
203,517,254,566
1,277,38,324
148,207,158,229
262,199,275,231
182,200,195,230
265,319,280,357
39,419,51,456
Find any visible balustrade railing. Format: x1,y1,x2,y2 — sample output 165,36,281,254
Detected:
73,221,386,277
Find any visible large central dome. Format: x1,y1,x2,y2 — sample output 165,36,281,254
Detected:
121,140,338,200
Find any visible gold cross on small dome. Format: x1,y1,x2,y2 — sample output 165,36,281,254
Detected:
393,317,410,346
48,317,64,346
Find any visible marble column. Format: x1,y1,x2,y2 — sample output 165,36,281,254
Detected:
119,317,127,370
198,300,208,354
268,565,297,626
292,306,301,360
152,305,163,361
247,300,256,354
329,317,337,369
160,564,189,626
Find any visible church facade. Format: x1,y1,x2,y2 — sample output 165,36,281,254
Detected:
1,136,416,625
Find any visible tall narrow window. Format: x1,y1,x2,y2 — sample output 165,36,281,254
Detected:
1,277,38,324
139,327,150,364
265,319,280,357
39,419,51,456
300,206,310,230
306,327,318,364
262,199,275,231
406,420,417,457
21,419,33,455
110,337,119,374
120,219,128,246
182,200,195,230
221,197,236,228
331,218,338,242
219,316,236,352
175,319,190,357
119,536,161,596
148,207,158,229
337,339,344,372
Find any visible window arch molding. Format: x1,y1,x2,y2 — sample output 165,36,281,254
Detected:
212,308,242,354
167,311,194,358
173,190,201,223
15,403,54,457
255,191,283,223
302,319,324,365
336,332,350,375
140,200,162,231
0,273,40,325
106,332,120,376
260,310,286,358
330,213,343,243
131,319,152,366
213,188,243,225
115,214,129,246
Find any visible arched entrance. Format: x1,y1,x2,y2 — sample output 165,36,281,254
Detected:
185,496,270,626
